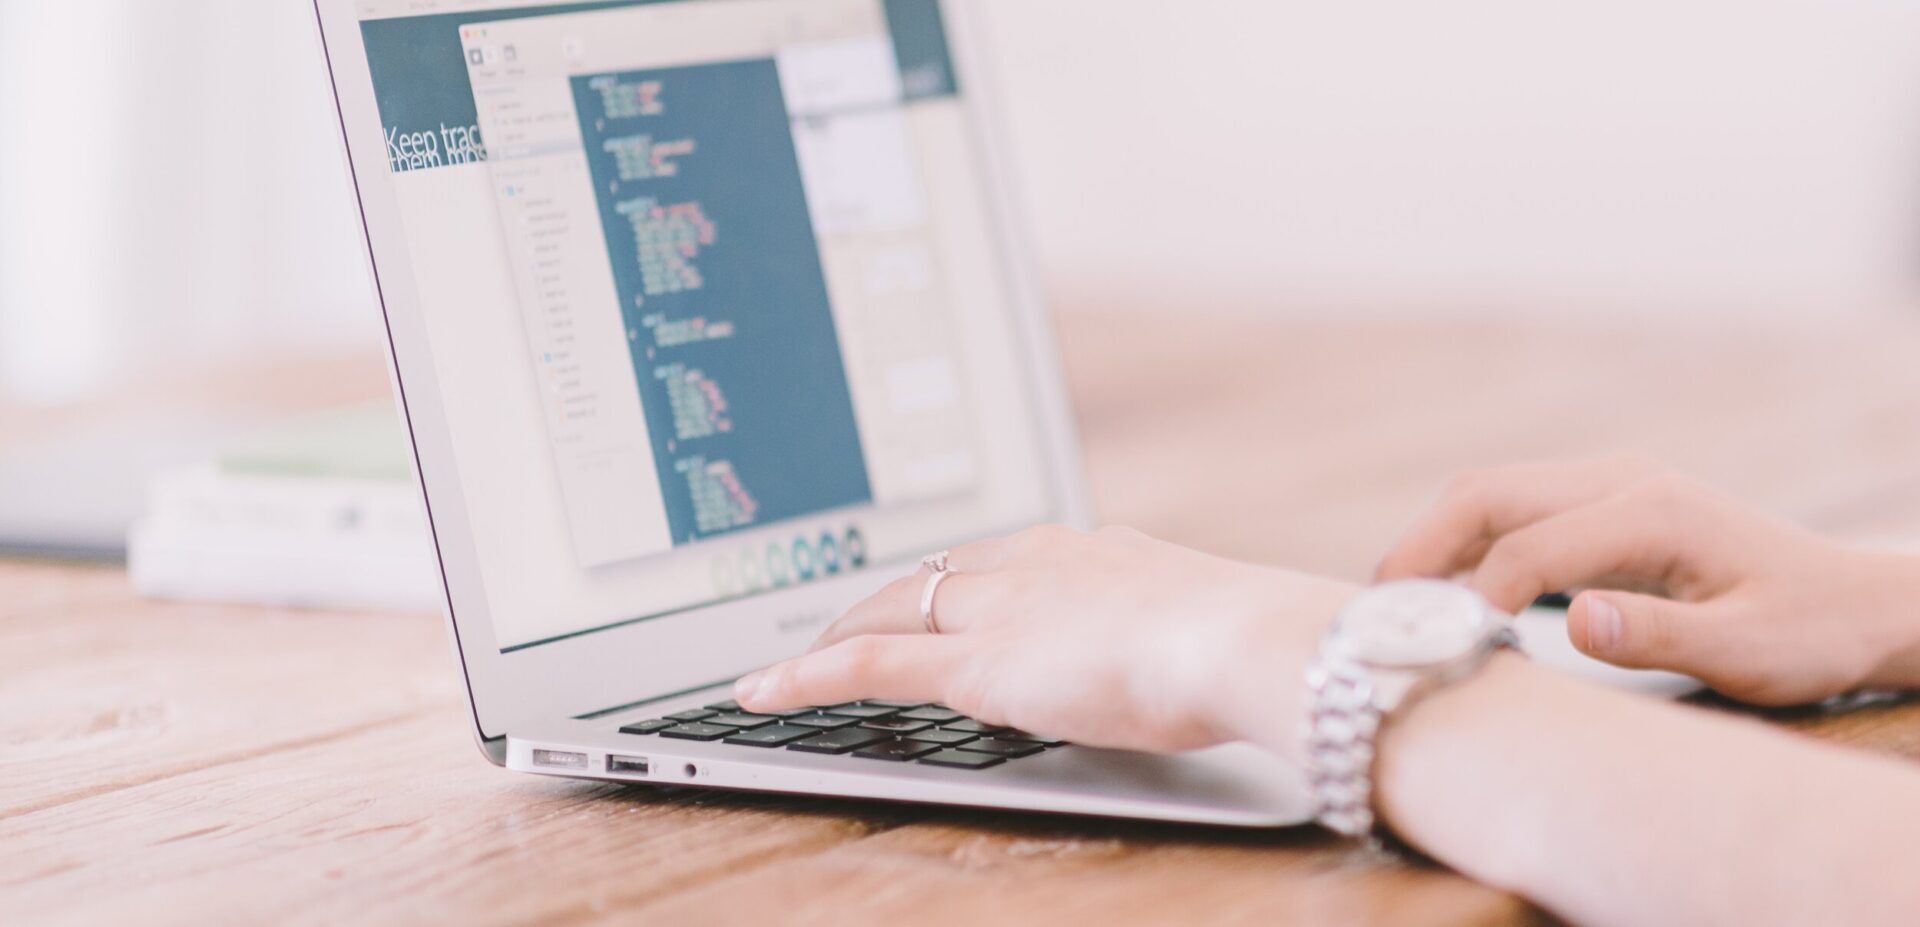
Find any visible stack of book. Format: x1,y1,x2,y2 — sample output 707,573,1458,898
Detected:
127,402,440,612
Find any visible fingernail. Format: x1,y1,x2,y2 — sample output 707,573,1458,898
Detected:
734,672,766,705
1586,596,1623,654
753,671,780,705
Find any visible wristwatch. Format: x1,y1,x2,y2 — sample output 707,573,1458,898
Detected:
1303,579,1520,840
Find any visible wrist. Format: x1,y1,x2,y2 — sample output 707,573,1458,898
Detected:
1297,580,1521,840
1372,650,1551,875
1213,575,1355,762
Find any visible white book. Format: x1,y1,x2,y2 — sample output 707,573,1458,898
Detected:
128,517,440,613
125,403,443,612
145,465,425,539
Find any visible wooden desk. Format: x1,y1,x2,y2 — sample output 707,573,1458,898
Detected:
7,313,1920,926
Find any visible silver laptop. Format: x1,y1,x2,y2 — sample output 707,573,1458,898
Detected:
313,0,1316,826
315,0,1703,828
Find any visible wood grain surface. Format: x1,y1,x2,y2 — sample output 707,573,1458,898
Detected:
6,312,1920,926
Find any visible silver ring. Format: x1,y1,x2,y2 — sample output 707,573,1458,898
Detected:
920,566,957,635
921,550,950,573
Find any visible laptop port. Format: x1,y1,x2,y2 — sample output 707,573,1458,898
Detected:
608,755,650,776
531,749,588,770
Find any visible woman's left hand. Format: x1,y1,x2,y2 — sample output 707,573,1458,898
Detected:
734,525,1356,755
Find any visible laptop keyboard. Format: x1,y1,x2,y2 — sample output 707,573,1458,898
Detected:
617,699,1067,769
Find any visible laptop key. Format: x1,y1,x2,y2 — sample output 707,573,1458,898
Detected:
861,717,934,734
854,739,941,762
618,719,676,736
707,712,779,730
919,749,1006,769
941,718,1008,735
904,728,977,746
786,714,859,730
859,700,927,709
823,703,897,720
723,724,816,747
788,727,891,755
704,700,741,712
899,706,964,723
659,722,739,741
958,738,1044,758
665,709,719,723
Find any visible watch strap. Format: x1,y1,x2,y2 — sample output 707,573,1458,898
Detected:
1304,625,1520,842
1303,653,1384,838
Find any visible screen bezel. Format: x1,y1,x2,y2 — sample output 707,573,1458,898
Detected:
311,0,1091,750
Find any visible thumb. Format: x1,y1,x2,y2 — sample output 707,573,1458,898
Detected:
1569,590,1712,673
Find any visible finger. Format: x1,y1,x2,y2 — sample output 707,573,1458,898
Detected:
736,634,971,712
807,573,922,652
808,571,1024,651
1467,494,1691,613
1568,590,1719,675
1377,457,1666,583
942,533,1023,571
803,534,1027,654
947,524,1128,574
968,523,1090,570
936,524,1093,573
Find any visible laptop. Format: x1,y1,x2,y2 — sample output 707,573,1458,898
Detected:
313,0,1697,828
312,0,1319,826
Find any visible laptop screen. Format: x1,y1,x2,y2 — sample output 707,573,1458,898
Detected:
352,0,1053,651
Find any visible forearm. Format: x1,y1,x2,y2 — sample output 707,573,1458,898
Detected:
1377,654,1920,927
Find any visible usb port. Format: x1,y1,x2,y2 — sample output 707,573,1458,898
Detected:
607,755,650,776
531,749,588,769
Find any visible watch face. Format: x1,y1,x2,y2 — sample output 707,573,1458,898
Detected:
1332,580,1497,668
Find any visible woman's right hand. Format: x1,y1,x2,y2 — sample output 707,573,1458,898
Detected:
1375,457,1920,705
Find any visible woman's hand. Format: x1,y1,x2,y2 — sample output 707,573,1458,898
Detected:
735,525,1356,755
1376,457,1920,704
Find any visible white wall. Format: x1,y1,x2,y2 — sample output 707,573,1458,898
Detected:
0,0,130,403
981,0,1920,318
0,0,376,404
5,0,1920,405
